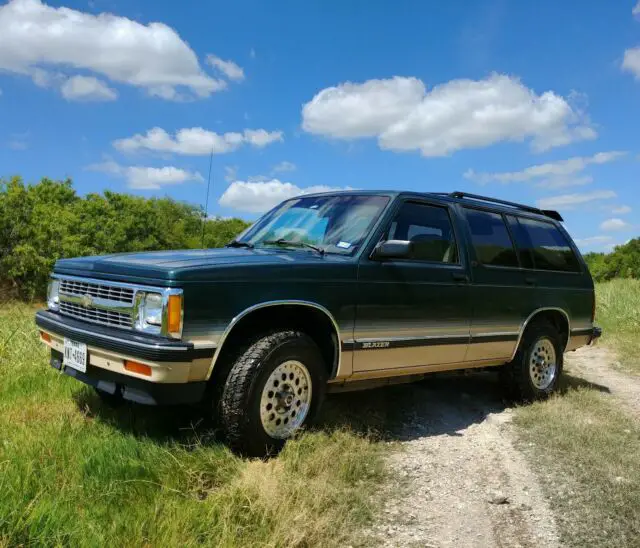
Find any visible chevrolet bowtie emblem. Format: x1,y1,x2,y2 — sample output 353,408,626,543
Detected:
81,294,93,308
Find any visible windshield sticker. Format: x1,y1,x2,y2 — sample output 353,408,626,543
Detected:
336,241,351,249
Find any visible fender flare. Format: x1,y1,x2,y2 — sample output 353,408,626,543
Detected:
510,307,571,361
205,300,342,380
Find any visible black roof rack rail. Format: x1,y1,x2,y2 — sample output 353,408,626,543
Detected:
448,191,564,222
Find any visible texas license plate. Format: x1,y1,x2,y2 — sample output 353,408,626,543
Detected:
63,338,87,373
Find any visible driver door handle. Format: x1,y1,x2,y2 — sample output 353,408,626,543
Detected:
525,276,536,285
452,272,469,283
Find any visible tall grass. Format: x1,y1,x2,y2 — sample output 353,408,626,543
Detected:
514,389,640,547
596,279,640,373
0,303,384,547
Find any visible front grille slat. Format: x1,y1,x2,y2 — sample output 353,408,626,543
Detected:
59,302,133,329
57,277,136,330
60,279,134,304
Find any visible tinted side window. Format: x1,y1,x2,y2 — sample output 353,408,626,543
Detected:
506,215,534,269
464,209,518,267
517,217,581,272
387,202,458,263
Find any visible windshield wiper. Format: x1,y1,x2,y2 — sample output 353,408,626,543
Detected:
263,238,325,256
226,240,254,249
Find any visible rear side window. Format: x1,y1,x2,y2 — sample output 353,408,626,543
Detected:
515,217,581,272
464,209,518,267
387,202,459,263
506,215,534,269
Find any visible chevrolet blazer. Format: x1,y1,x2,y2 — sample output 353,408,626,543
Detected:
36,190,601,455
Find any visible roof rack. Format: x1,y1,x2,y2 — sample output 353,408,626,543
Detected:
447,191,564,222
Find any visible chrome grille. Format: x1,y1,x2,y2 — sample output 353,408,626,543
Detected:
59,278,134,304
59,301,133,329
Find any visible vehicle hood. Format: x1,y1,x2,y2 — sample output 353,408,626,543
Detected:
53,248,353,283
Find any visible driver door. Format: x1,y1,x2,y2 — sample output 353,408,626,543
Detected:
353,199,471,374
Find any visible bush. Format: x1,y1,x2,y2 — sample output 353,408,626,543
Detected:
0,177,250,299
584,238,640,282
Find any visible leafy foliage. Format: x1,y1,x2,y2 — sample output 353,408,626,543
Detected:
584,238,640,282
0,177,250,299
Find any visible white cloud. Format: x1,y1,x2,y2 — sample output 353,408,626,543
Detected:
465,151,626,184
302,74,596,156
272,161,296,173
634,1,640,15
224,166,238,182
206,55,244,82
622,47,640,79
600,218,631,231
612,205,632,214
243,129,284,147
60,75,117,102
0,0,226,100
219,179,351,213
574,235,613,246
88,159,203,189
113,127,283,155
537,190,617,210
535,175,593,189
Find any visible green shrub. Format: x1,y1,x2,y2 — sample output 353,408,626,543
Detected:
0,177,250,299
584,238,640,282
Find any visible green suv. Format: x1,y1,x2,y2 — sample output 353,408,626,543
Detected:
36,191,601,455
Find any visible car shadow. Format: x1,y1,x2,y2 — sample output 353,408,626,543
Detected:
73,388,219,446
317,371,507,441
72,368,612,447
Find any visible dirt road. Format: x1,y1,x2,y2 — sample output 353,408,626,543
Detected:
328,345,638,547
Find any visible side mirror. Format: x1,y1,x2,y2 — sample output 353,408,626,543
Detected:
373,240,413,259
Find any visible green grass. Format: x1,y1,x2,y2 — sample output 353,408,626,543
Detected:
0,303,384,547
596,279,640,374
514,388,640,547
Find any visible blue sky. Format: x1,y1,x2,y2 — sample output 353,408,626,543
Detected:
1,0,639,252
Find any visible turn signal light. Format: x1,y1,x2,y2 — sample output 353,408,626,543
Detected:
124,360,152,377
40,331,51,343
167,294,183,335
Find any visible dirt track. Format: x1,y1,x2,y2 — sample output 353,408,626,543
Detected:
327,345,638,547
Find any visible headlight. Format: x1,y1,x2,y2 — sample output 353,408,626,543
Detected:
137,292,163,334
47,279,60,310
135,290,183,338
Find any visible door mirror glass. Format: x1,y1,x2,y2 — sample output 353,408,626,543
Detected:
373,240,412,259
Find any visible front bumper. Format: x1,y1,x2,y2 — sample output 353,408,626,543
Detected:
36,310,214,405
50,350,206,405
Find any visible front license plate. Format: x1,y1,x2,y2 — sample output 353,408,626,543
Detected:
63,338,87,373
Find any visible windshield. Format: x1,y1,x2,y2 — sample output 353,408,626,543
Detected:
236,194,390,255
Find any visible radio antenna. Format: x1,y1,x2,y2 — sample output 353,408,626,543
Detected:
201,147,214,248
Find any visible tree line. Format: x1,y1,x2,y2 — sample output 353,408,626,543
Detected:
0,177,249,299
583,238,640,282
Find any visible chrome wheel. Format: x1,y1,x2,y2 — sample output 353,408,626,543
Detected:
529,337,557,390
260,360,312,439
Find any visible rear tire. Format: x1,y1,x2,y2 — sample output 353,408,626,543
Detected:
219,330,327,457
500,320,563,402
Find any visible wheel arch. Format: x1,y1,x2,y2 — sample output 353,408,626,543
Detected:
510,307,571,361
205,300,342,381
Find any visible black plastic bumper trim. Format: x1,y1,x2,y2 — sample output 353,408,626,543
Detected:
50,350,206,405
36,310,214,362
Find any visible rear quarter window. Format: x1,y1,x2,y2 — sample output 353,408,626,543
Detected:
514,217,581,272
463,208,518,267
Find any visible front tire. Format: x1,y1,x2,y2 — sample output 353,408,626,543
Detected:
219,330,327,457
500,320,563,402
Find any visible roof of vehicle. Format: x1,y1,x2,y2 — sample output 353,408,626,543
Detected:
299,189,564,223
